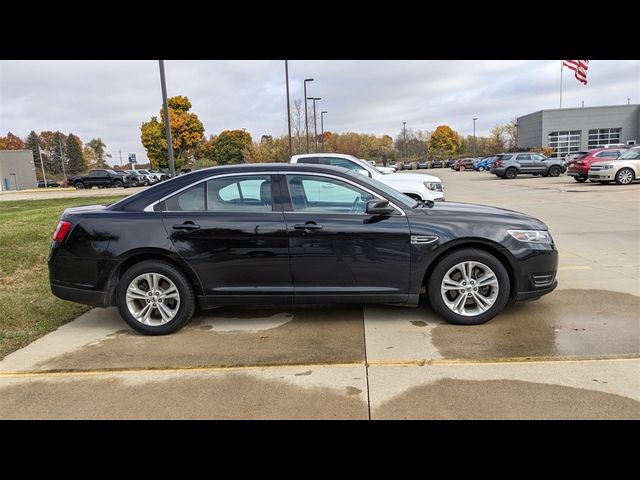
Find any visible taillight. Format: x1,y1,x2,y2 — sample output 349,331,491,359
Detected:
495,160,502,166
53,220,72,242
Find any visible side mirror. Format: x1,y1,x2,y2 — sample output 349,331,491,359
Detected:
366,199,395,216
357,169,372,178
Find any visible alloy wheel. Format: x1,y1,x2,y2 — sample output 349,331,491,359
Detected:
440,261,499,316
126,273,181,326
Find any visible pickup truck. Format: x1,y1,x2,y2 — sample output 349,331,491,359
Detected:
290,153,444,201
69,169,133,189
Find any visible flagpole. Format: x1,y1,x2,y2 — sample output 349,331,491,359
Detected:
37,145,48,188
559,60,563,109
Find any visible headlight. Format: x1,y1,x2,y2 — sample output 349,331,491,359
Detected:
507,230,552,243
601,164,614,169
424,181,444,191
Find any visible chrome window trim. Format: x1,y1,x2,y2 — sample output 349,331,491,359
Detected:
143,170,406,216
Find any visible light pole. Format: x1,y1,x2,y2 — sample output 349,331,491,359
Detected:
320,111,327,151
402,122,407,158
473,117,478,158
308,97,321,152
158,60,176,177
303,78,314,153
285,61,293,157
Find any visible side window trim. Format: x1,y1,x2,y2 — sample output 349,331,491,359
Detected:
156,173,280,213
279,172,405,216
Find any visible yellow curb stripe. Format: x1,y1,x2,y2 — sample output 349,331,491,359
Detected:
558,265,593,271
0,355,637,379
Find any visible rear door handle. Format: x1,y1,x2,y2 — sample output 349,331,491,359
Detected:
294,222,323,231
173,222,200,231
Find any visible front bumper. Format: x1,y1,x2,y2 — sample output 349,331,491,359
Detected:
589,172,614,180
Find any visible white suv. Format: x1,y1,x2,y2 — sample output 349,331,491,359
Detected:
290,153,444,201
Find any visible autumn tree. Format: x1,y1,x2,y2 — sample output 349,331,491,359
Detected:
0,132,26,150
486,125,507,154
428,125,460,159
24,131,44,178
140,95,205,168
84,138,111,169
213,130,253,165
504,119,518,151
65,134,86,174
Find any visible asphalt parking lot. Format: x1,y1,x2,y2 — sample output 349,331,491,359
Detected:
1,168,638,419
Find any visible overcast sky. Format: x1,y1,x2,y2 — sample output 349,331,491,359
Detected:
1,60,638,164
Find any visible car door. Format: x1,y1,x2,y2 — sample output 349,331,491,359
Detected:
160,173,292,306
281,172,411,304
515,154,532,173
529,154,548,173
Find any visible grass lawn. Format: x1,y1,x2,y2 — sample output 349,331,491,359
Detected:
0,195,126,359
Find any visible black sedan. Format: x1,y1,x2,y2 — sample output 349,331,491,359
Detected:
38,179,61,188
49,164,558,335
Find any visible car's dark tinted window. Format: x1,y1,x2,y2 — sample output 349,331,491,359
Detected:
89,170,105,176
296,158,320,164
164,183,206,211
326,158,361,171
500,155,513,161
516,154,530,161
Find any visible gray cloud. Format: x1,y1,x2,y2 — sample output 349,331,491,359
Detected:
1,60,638,164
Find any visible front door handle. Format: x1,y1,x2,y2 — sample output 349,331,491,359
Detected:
173,222,200,231
294,222,323,231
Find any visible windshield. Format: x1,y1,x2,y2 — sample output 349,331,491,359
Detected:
619,149,640,160
345,171,417,208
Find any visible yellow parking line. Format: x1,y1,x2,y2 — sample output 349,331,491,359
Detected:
0,355,637,379
558,265,593,271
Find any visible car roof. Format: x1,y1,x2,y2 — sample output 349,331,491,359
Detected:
291,153,358,161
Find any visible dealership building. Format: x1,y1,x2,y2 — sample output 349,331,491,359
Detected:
0,150,38,191
516,104,639,158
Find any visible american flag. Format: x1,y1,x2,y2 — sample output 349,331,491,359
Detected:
563,60,589,85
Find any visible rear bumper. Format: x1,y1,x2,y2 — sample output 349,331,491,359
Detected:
567,171,587,177
50,282,108,307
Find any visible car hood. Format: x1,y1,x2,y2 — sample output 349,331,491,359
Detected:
379,172,441,183
415,201,548,230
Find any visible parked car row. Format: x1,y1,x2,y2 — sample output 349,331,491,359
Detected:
587,146,640,185
69,168,172,189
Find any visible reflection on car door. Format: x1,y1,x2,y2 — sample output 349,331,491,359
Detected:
161,174,292,306
281,173,411,304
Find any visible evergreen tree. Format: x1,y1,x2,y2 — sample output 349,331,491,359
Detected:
25,131,44,178
47,131,65,175
65,134,86,174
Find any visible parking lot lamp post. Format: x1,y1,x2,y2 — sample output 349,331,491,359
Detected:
308,97,321,152
402,122,407,158
473,117,478,158
158,60,176,178
320,111,327,150
304,78,314,153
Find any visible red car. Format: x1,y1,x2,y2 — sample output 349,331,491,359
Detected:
566,148,625,182
452,158,476,171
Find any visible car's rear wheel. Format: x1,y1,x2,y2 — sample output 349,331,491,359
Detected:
116,260,196,335
74,181,84,189
113,179,124,188
548,166,561,177
615,168,634,185
505,167,517,179
574,176,587,183
428,248,510,325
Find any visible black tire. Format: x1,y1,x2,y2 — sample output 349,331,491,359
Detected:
74,181,85,189
478,166,485,172
574,176,587,183
505,167,517,179
427,248,510,325
113,179,124,188
548,165,561,177
116,260,196,335
615,168,635,185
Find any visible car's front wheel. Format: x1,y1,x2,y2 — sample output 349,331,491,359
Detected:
478,166,484,172
116,260,196,335
616,168,634,185
427,248,510,325
548,165,561,177
113,179,124,188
